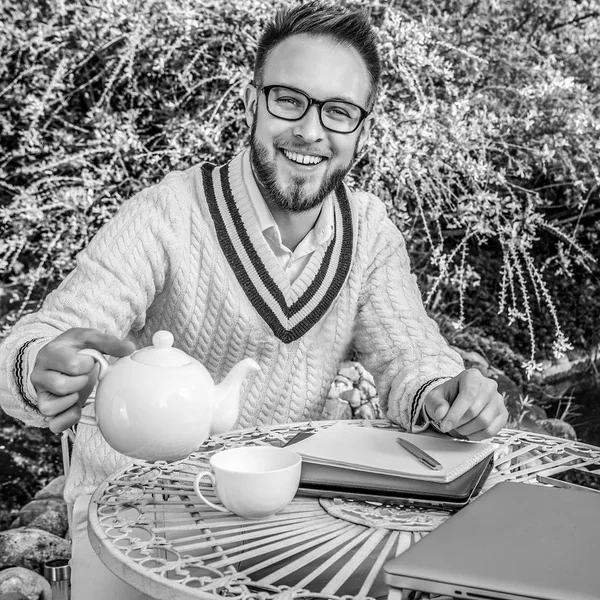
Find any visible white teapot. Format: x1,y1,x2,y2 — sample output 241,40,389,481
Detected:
78,330,261,462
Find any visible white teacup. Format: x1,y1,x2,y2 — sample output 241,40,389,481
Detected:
193,446,301,519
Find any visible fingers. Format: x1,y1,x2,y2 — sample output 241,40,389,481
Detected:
47,403,83,434
34,345,96,378
34,329,135,378
424,369,508,439
37,390,83,417
34,370,92,400
441,369,486,432
31,327,135,432
423,383,456,426
461,412,508,441
69,328,136,357
33,328,134,387
454,402,508,439
424,397,451,423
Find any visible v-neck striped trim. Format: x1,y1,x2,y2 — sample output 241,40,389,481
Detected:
202,156,354,344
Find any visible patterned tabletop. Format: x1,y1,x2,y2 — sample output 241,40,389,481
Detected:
88,420,600,600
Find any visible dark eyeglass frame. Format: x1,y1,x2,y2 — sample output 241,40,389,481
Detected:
255,83,370,134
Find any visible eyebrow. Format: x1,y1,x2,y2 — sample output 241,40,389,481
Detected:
268,83,365,108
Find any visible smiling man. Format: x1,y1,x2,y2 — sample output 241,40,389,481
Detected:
248,33,371,213
0,1,507,598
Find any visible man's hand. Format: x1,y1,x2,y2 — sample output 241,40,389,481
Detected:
423,369,508,440
32,328,136,434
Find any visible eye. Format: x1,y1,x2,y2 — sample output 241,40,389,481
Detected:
324,104,354,121
329,107,351,118
276,95,302,107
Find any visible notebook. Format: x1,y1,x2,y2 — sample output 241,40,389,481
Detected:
384,482,600,600
296,452,494,510
289,422,497,483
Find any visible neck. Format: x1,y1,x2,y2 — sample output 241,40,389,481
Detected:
265,200,322,251
250,162,325,251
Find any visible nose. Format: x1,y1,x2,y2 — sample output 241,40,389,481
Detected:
292,104,325,142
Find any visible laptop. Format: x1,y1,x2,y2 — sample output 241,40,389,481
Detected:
384,482,600,600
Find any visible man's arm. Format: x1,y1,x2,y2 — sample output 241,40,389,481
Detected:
0,182,185,430
352,199,506,437
423,369,507,440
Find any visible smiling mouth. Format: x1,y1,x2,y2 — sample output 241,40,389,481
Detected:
281,149,325,166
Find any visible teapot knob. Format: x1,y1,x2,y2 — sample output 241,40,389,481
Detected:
152,330,174,348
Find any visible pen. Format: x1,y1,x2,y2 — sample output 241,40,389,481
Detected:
396,437,443,471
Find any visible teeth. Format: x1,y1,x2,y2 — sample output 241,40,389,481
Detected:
282,149,324,165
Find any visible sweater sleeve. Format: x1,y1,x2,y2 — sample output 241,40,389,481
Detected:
352,198,464,432
0,181,185,427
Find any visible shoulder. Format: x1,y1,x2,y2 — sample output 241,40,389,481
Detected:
141,163,208,211
112,163,212,230
346,187,405,248
347,187,387,218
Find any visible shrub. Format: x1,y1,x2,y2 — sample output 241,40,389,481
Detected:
1,0,598,379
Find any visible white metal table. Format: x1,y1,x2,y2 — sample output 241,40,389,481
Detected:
88,419,600,600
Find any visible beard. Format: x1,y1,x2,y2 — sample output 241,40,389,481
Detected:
249,118,357,213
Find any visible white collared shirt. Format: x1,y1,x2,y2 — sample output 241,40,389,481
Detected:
241,150,334,284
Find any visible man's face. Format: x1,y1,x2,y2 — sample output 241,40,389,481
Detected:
244,34,373,213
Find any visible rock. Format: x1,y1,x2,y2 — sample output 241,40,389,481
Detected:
0,528,71,571
0,567,51,600
11,500,67,529
516,414,551,436
33,476,66,501
453,347,490,373
524,403,548,421
491,372,522,406
27,510,68,538
539,418,577,441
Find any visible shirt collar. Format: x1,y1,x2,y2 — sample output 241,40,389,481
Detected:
241,149,334,248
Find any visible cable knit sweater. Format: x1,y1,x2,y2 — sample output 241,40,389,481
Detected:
0,151,463,503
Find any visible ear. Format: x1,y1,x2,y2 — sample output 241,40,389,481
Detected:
356,113,374,152
243,83,258,128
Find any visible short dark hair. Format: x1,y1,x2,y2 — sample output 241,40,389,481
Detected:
254,1,381,110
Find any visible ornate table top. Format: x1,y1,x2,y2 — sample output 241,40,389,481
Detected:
88,420,600,600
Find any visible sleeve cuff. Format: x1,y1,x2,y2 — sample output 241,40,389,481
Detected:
15,338,48,409
409,376,452,433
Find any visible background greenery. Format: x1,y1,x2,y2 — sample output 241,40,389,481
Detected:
1,0,599,520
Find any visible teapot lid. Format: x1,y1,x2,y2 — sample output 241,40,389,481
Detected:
131,331,192,367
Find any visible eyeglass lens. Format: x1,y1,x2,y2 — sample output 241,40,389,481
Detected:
266,86,363,133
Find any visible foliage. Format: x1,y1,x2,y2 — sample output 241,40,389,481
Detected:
354,0,599,376
1,0,599,380
0,410,62,527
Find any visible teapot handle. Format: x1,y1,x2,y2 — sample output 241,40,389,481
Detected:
76,349,110,428
78,349,110,379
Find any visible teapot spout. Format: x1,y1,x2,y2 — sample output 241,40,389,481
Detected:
211,358,261,435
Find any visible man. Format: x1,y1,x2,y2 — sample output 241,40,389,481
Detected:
0,1,507,598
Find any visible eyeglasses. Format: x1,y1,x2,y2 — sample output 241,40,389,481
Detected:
256,84,370,134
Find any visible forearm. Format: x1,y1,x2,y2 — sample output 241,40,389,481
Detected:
0,321,57,426
0,182,184,426
353,219,464,431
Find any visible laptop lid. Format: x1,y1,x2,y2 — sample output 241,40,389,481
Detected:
384,482,600,600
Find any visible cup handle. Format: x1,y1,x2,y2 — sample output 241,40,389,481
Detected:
193,471,230,513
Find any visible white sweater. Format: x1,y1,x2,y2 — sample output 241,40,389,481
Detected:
0,151,463,503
